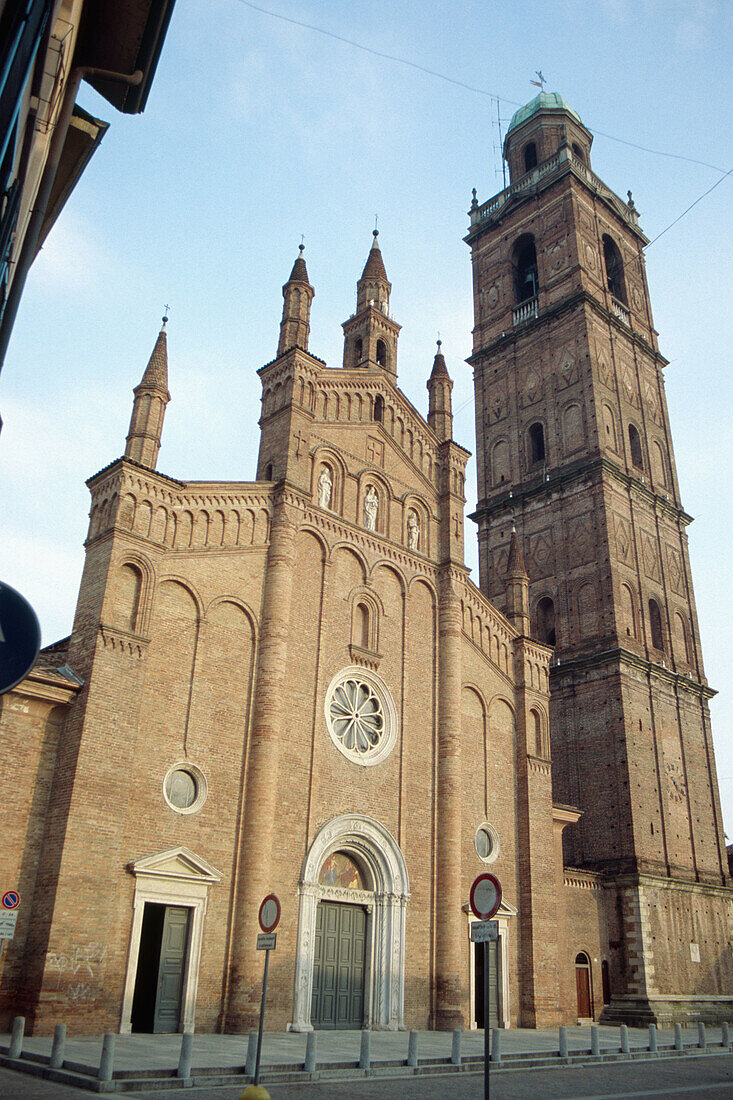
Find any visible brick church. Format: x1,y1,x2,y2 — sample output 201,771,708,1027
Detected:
2,91,731,1036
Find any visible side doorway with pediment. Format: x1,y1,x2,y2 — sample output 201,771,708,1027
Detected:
120,847,222,1033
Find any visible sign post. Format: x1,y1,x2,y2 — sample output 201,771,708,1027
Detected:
470,873,502,1100
253,894,281,1087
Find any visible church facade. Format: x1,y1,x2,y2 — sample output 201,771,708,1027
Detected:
1,92,731,1037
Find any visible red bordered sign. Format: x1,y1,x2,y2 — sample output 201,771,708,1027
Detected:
469,873,502,921
2,891,20,910
258,894,281,933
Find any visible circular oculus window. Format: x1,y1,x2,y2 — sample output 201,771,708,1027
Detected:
163,762,207,815
324,666,397,767
475,822,500,864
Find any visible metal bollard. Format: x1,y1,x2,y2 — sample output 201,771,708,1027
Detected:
359,1029,371,1071
451,1027,462,1065
304,1030,317,1074
177,1032,193,1079
98,1033,115,1082
245,1030,258,1076
50,1024,66,1069
407,1030,418,1068
559,1025,568,1059
723,1021,730,1048
648,1023,657,1053
490,1028,501,1065
674,1023,683,1051
698,1021,707,1049
9,1016,24,1060
591,1024,600,1056
620,1024,630,1054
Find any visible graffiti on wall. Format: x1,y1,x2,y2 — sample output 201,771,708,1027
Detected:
46,943,107,1004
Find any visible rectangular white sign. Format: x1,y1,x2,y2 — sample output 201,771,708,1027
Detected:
0,912,18,940
470,920,498,943
257,932,277,951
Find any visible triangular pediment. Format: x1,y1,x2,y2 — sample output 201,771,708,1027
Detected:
129,846,222,884
496,898,518,917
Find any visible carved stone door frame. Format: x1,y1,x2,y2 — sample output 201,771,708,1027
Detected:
120,847,222,1034
290,814,410,1031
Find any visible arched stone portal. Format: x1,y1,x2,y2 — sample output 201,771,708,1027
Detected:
290,814,410,1031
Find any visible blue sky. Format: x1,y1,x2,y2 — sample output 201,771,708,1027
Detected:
1,0,732,828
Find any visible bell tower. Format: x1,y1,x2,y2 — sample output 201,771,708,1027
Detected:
466,91,732,1024
342,230,401,375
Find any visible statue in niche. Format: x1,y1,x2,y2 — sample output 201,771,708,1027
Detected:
407,510,420,551
363,486,379,531
317,466,332,510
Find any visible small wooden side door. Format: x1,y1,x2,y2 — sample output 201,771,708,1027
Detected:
153,906,190,1033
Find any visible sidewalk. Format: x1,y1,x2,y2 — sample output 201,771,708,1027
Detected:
0,1023,729,1092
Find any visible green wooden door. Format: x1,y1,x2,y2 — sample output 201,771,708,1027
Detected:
153,906,190,1033
311,902,366,1029
474,936,499,1029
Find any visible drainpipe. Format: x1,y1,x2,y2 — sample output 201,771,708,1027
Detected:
0,65,143,375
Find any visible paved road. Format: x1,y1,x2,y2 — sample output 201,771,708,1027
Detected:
3,1054,733,1099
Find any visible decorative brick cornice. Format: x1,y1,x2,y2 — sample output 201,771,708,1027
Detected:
549,645,715,700
302,506,441,582
98,623,149,658
348,643,382,671
468,289,665,369
472,456,691,528
564,868,604,891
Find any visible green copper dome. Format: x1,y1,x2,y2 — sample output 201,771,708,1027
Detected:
507,92,583,134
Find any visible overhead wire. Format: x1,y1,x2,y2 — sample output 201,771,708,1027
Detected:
235,0,730,175
236,0,731,413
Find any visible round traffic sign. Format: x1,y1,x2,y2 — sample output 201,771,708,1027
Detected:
0,581,41,695
258,894,281,933
2,891,20,910
470,873,502,921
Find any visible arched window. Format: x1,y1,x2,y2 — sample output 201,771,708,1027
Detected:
628,424,643,469
524,142,537,172
648,598,664,651
572,142,585,164
674,612,691,664
374,395,384,423
529,422,546,464
603,235,627,305
513,235,539,303
531,709,546,757
537,596,556,646
651,440,668,488
118,564,143,632
620,584,637,639
602,404,617,451
356,603,370,648
376,339,387,368
265,463,273,480
354,336,363,365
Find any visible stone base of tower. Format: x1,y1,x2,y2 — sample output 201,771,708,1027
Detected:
601,995,733,1029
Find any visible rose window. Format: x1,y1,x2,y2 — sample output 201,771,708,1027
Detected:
325,666,397,766
330,678,384,754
